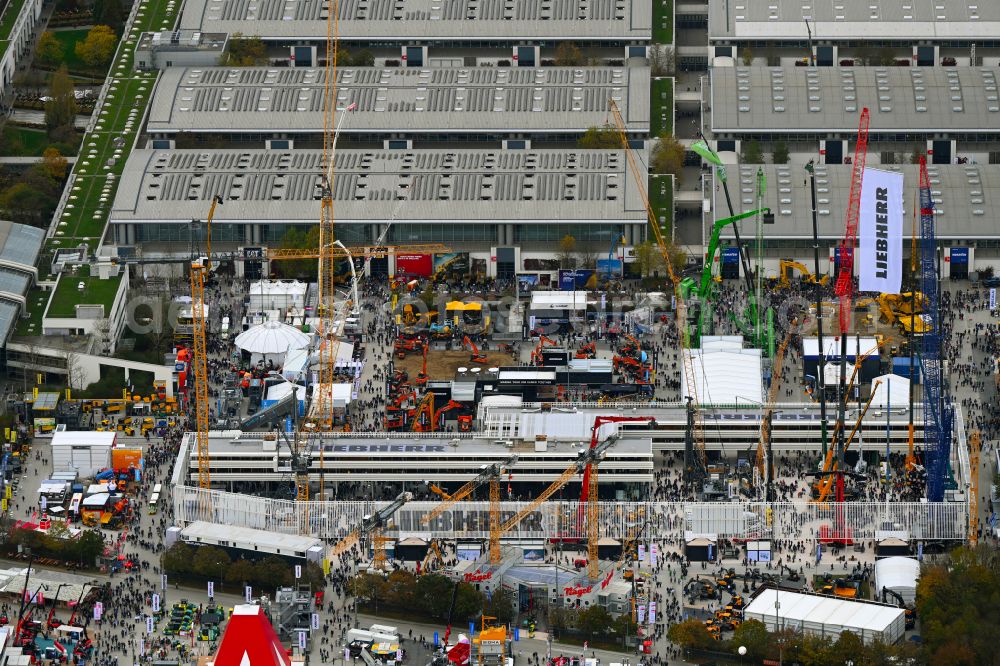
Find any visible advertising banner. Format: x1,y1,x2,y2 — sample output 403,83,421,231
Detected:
434,253,470,279
112,448,144,472
720,247,740,280
396,254,433,277
558,269,597,290
858,168,904,294
596,259,623,278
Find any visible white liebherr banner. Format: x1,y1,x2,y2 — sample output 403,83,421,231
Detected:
859,168,904,294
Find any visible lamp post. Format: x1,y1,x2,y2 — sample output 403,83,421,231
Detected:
774,591,782,666
738,645,747,664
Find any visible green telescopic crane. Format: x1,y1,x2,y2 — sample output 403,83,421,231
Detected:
680,207,769,347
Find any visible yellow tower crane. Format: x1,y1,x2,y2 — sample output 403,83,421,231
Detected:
756,322,797,498
607,99,707,484
189,258,211,491
969,430,980,546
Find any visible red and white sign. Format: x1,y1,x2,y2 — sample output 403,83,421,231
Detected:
563,584,593,597
396,254,433,277
212,605,291,666
463,570,492,583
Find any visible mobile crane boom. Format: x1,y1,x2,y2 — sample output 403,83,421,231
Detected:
422,456,518,526
329,491,413,559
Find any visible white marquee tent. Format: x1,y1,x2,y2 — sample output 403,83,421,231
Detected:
875,556,920,605
235,321,311,363
744,588,905,645
682,337,763,405
869,375,911,409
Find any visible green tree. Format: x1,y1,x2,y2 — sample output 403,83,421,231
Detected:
353,49,375,66
0,182,57,224
36,32,64,67
772,140,789,165
192,545,230,580
224,558,256,585
854,45,874,66
413,574,455,620
557,234,578,269
274,225,320,279
554,42,584,66
633,240,664,277
93,0,125,33
482,588,516,626
730,619,771,660
223,33,268,66
577,124,622,149
667,619,713,650
650,134,685,183
576,605,614,640
382,569,418,608
252,556,292,588
75,25,117,69
44,65,77,133
917,545,1000,665
878,46,897,66
829,630,864,664
161,542,194,575
41,147,69,181
75,530,105,564
741,138,763,163
741,46,753,66
452,583,484,622
348,572,382,604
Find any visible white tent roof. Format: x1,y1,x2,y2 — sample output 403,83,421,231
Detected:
875,556,920,603
282,349,310,380
745,589,904,642
803,337,879,359
249,280,307,297
870,374,911,408
266,382,306,403
51,431,116,448
234,321,310,354
683,342,763,406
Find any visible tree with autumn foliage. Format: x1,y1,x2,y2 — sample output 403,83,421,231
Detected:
917,545,1000,665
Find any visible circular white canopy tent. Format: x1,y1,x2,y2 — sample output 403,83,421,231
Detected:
234,321,310,364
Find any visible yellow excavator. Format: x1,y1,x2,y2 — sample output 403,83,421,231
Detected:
858,292,932,335
770,259,830,288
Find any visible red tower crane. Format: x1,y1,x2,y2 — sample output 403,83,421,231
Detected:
813,107,870,546
579,415,657,579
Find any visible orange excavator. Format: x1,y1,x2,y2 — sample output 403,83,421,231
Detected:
411,392,436,432
384,390,417,429
575,342,596,359
463,335,487,364
416,345,429,386
435,399,473,432
413,398,472,432
531,335,558,365
621,334,642,358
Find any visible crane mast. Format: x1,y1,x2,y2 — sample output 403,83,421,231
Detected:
190,259,211,491
830,108,869,529
607,99,706,492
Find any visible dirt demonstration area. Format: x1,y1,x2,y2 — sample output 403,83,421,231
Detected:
396,349,514,380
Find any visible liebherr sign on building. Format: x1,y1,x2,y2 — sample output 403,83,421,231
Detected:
858,168,904,294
